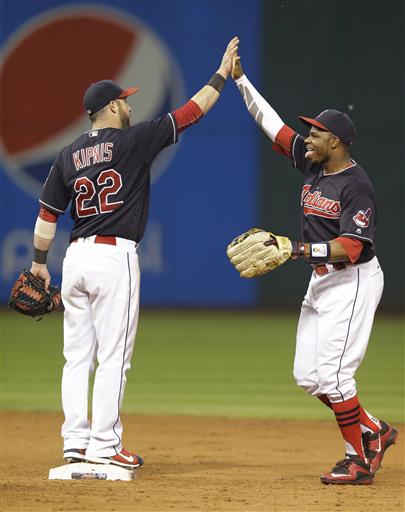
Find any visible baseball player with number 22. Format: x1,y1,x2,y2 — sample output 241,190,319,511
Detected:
227,51,399,485
29,37,239,469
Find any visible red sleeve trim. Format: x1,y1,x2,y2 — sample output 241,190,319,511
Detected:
39,206,58,223
172,100,204,134
272,125,296,157
335,236,364,264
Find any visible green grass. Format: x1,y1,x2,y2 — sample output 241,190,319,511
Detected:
1,310,404,422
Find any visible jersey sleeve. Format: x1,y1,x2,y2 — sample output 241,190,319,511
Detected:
273,126,312,176
171,100,203,133
39,158,70,215
126,114,177,164
339,181,376,245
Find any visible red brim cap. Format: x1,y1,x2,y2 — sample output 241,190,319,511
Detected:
119,87,139,98
299,116,329,131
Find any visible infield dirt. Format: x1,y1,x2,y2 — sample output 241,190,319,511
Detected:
1,412,404,512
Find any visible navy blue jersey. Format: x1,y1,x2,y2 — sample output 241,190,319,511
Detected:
40,114,177,242
275,128,376,263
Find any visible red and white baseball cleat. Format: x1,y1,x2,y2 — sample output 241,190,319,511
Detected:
320,456,373,485
86,448,144,468
362,421,399,474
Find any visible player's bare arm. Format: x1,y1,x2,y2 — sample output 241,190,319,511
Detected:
170,37,239,133
190,36,239,115
30,207,58,290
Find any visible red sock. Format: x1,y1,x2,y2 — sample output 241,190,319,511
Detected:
331,396,366,460
358,409,381,433
318,394,380,433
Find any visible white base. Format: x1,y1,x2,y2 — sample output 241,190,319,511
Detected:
49,462,136,481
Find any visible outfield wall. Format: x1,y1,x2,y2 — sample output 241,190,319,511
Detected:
0,0,260,306
1,0,403,310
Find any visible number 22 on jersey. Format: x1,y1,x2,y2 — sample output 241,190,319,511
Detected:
74,169,123,218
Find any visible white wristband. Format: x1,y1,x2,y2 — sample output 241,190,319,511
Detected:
34,216,57,240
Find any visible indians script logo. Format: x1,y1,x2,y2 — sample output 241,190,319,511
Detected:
0,5,185,198
353,208,371,228
301,185,341,219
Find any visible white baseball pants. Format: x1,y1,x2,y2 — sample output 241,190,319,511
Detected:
61,236,140,457
293,256,383,403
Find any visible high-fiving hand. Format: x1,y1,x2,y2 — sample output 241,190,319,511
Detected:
217,36,239,79
231,53,244,80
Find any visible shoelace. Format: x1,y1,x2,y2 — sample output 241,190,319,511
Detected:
332,458,354,471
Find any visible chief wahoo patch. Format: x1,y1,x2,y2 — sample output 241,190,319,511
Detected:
353,208,372,228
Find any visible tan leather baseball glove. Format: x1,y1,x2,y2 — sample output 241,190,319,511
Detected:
226,228,292,278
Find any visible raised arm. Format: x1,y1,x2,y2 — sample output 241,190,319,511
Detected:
171,37,239,132
231,54,285,141
191,36,239,114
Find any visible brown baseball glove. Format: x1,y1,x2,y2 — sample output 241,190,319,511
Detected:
9,269,61,317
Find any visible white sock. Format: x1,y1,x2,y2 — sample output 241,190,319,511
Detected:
344,441,358,457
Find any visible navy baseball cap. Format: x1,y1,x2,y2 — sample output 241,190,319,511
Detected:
299,109,356,146
83,80,139,115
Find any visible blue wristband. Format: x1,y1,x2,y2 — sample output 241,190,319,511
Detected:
306,242,331,264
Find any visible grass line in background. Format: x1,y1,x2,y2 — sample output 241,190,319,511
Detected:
1,310,404,422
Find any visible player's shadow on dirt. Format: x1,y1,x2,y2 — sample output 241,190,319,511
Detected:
145,461,266,476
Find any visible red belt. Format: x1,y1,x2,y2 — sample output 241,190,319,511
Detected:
314,262,347,276
71,236,117,246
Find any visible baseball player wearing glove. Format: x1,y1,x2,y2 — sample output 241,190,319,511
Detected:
228,53,398,485
29,37,239,469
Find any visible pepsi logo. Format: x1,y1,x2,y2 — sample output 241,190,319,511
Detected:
353,208,371,228
0,5,185,198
